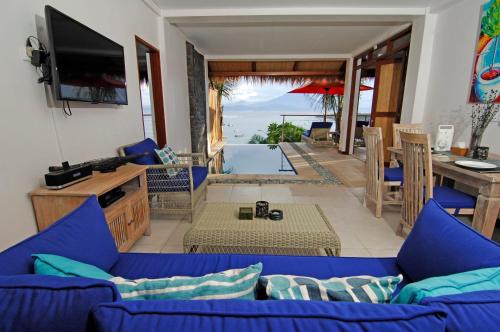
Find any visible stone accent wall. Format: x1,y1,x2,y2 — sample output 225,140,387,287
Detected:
186,42,207,155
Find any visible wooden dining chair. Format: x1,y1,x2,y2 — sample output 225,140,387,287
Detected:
393,123,424,149
399,132,476,236
391,123,424,167
363,127,403,218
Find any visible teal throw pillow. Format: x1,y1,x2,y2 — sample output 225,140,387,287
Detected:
33,254,113,280
260,274,403,303
392,267,500,304
155,146,181,176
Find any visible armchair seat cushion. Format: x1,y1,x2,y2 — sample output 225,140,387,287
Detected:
148,166,208,193
384,167,403,182
123,138,160,165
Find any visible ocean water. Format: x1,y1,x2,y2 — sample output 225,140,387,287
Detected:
223,110,328,144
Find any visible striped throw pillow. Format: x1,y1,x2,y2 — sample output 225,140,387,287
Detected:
111,263,263,301
260,274,403,303
155,146,181,177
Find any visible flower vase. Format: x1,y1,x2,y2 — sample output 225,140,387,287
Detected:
469,130,484,159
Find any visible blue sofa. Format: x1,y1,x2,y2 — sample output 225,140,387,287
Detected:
1,197,500,332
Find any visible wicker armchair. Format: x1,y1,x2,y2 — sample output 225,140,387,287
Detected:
118,139,208,221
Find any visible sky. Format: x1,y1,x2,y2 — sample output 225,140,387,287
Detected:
222,81,299,105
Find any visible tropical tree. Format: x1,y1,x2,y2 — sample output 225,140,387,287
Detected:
210,79,234,102
209,79,234,143
248,122,305,144
248,134,267,144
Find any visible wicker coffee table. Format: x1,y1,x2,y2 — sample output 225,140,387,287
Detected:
183,203,341,256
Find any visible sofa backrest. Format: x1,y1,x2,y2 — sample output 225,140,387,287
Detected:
0,196,119,275
397,199,500,282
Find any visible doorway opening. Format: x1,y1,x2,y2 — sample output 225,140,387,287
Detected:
346,27,412,162
135,36,166,147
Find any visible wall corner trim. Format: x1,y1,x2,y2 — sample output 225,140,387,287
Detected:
142,0,162,16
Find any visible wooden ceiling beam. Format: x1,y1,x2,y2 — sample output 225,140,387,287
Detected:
209,70,339,77
251,61,256,72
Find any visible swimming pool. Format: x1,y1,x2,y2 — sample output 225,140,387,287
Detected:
210,144,296,175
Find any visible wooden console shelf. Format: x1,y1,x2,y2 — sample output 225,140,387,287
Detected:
30,165,151,252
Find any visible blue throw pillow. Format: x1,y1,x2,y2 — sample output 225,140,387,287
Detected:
397,199,500,282
0,196,119,275
123,138,159,165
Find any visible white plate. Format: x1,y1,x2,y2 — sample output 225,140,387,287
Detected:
455,160,497,169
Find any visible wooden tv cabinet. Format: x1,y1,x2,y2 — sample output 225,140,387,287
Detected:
30,165,151,252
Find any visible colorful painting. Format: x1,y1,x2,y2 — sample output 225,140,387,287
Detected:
470,0,500,103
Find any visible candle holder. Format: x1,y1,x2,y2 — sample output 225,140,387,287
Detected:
255,201,269,218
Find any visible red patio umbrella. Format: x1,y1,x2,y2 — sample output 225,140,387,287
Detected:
289,80,373,121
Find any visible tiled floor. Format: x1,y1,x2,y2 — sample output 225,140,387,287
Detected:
130,183,405,257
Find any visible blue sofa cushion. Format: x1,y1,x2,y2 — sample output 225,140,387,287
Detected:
384,167,403,182
397,199,500,282
123,138,160,165
433,186,476,212
0,274,119,332
89,299,447,332
0,196,119,275
419,291,500,332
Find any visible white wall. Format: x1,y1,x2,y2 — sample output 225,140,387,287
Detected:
421,0,500,152
163,20,192,152
400,14,436,124
0,0,162,250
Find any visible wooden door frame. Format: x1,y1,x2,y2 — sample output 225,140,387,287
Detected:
343,27,412,154
135,36,167,147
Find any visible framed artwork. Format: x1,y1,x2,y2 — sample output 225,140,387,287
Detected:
470,0,500,103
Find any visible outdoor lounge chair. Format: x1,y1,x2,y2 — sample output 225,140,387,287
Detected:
118,138,208,221
301,122,333,145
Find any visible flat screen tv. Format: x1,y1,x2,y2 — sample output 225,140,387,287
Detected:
45,6,128,105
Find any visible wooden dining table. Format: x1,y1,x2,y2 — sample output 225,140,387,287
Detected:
387,147,500,239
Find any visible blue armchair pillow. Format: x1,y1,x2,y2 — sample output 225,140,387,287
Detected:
397,199,500,282
123,138,160,165
0,196,119,275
